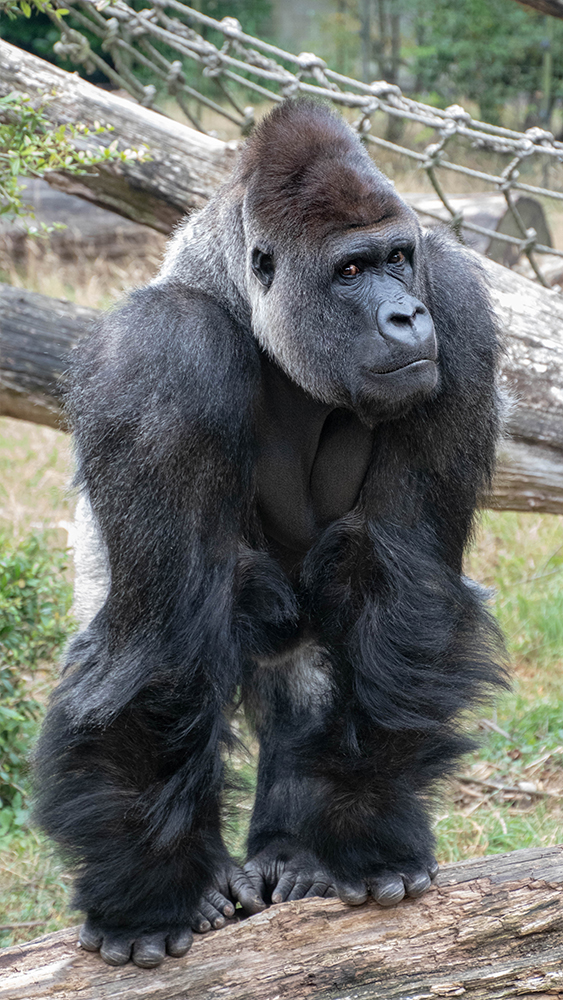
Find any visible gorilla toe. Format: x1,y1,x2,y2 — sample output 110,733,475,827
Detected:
79,918,193,967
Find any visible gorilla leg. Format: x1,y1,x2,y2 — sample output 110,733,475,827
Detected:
241,637,338,903
34,649,263,966
241,637,439,908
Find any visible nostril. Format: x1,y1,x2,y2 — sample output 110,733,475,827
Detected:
388,307,418,326
376,297,435,350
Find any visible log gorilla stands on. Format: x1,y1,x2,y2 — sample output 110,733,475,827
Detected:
1,847,563,1000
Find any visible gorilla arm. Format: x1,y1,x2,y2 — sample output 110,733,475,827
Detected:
33,282,295,966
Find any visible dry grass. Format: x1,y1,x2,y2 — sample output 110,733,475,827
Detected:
0,418,74,545
0,235,166,310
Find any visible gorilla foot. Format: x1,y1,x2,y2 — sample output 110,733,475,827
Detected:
192,860,267,933
79,916,193,968
244,839,337,904
337,859,439,908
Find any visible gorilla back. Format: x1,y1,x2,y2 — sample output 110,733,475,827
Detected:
35,101,506,968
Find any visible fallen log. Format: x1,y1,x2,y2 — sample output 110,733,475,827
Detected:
0,39,237,233
0,178,165,263
0,284,98,428
1,845,562,1000
2,254,563,513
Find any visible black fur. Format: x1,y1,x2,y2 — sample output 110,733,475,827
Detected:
34,101,506,966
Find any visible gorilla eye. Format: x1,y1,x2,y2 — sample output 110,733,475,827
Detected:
388,249,406,265
252,248,275,289
340,263,361,278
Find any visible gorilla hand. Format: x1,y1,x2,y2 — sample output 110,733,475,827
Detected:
192,860,267,933
244,839,337,903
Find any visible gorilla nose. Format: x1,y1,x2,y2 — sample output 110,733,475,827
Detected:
377,297,437,357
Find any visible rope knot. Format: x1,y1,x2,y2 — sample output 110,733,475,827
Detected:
369,80,402,99
444,104,471,123
166,60,184,94
220,17,242,38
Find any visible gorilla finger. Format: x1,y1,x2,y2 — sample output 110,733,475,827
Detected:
304,880,334,898
370,874,406,907
336,881,369,905
324,886,338,897
100,934,134,966
167,928,193,957
241,861,267,898
428,858,440,880
271,871,298,903
404,871,432,898
233,868,268,913
287,880,314,901
206,887,235,918
79,919,103,952
132,933,166,969
198,898,226,929
191,911,212,934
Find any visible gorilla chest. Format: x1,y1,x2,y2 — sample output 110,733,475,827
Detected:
255,357,373,556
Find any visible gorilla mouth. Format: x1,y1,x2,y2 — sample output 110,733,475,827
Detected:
368,358,438,377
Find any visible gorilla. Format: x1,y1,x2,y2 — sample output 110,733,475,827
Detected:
35,100,506,968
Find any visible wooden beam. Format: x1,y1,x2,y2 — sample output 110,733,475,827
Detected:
1,846,562,1000
0,40,236,233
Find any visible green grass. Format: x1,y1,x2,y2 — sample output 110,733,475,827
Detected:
468,510,563,695
435,695,563,862
0,424,562,948
0,833,79,943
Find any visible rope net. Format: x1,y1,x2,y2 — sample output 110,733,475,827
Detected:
50,0,563,286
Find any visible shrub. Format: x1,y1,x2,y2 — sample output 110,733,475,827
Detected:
0,532,73,837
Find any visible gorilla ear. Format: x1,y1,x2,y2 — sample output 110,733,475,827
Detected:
251,247,275,289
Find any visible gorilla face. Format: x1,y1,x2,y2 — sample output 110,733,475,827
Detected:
242,118,438,426
249,220,438,426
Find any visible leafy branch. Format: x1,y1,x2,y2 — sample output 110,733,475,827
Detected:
0,0,67,20
0,90,149,232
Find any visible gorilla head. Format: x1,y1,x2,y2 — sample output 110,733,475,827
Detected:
238,102,438,424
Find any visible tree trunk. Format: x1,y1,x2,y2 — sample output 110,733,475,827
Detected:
0,40,236,233
0,284,98,428
488,260,563,513
1,845,562,1000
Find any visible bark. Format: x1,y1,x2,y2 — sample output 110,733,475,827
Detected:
0,845,562,1000
488,262,563,513
0,40,237,233
0,284,97,428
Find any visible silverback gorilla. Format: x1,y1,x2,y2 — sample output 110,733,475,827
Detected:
35,101,506,968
